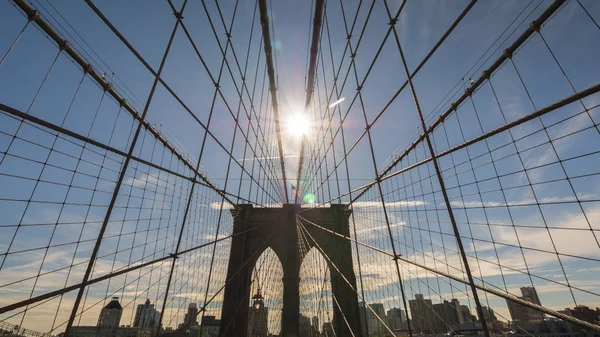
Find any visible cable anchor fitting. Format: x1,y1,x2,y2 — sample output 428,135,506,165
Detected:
59,40,69,51
465,86,474,97
28,10,39,21
530,20,541,32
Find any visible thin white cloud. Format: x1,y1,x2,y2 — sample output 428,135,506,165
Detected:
352,200,427,208
449,193,597,209
210,202,234,210
123,172,167,189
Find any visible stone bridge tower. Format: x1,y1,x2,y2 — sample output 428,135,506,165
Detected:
219,204,361,337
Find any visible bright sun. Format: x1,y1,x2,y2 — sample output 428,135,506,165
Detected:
286,113,310,138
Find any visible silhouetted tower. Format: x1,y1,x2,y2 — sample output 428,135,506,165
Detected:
409,294,434,333
133,299,160,329
506,286,545,323
248,290,268,337
312,316,319,333
97,297,122,337
183,303,199,327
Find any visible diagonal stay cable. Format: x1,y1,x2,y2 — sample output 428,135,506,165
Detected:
179,0,285,203
313,0,478,202
12,0,237,207
297,211,600,333
330,80,600,205
297,214,395,257
296,216,399,337
258,0,289,203
0,221,272,316
344,0,567,206
295,0,325,204
327,0,480,183
382,0,491,329
302,0,379,199
83,0,279,204
200,224,282,311
301,0,408,195
0,102,258,206
63,0,189,332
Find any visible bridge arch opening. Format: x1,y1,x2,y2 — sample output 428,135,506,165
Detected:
248,247,283,336
299,247,334,337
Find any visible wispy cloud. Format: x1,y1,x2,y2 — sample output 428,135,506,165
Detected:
352,200,427,208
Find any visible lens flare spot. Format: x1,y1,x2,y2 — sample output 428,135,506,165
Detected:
303,193,316,204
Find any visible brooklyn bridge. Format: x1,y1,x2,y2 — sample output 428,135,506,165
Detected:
1,0,600,336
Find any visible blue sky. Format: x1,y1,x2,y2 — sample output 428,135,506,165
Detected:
1,0,600,334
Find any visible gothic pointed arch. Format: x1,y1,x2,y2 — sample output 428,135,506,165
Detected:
248,247,283,337
299,247,334,337
220,204,361,337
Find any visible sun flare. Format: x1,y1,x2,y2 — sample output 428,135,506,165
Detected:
286,113,310,138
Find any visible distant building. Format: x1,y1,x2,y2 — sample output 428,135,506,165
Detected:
70,297,123,337
409,294,434,333
386,308,406,331
506,287,545,323
510,319,583,337
478,305,498,323
182,303,199,328
358,302,368,337
248,290,268,337
99,297,124,332
459,305,477,324
69,326,100,337
358,302,390,336
200,315,220,337
298,314,319,336
299,314,312,336
115,326,139,337
562,305,600,324
488,320,509,331
322,322,334,337
432,299,461,332
367,303,386,335
133,299,161,329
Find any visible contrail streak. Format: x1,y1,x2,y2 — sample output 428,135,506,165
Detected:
329,97,345,108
